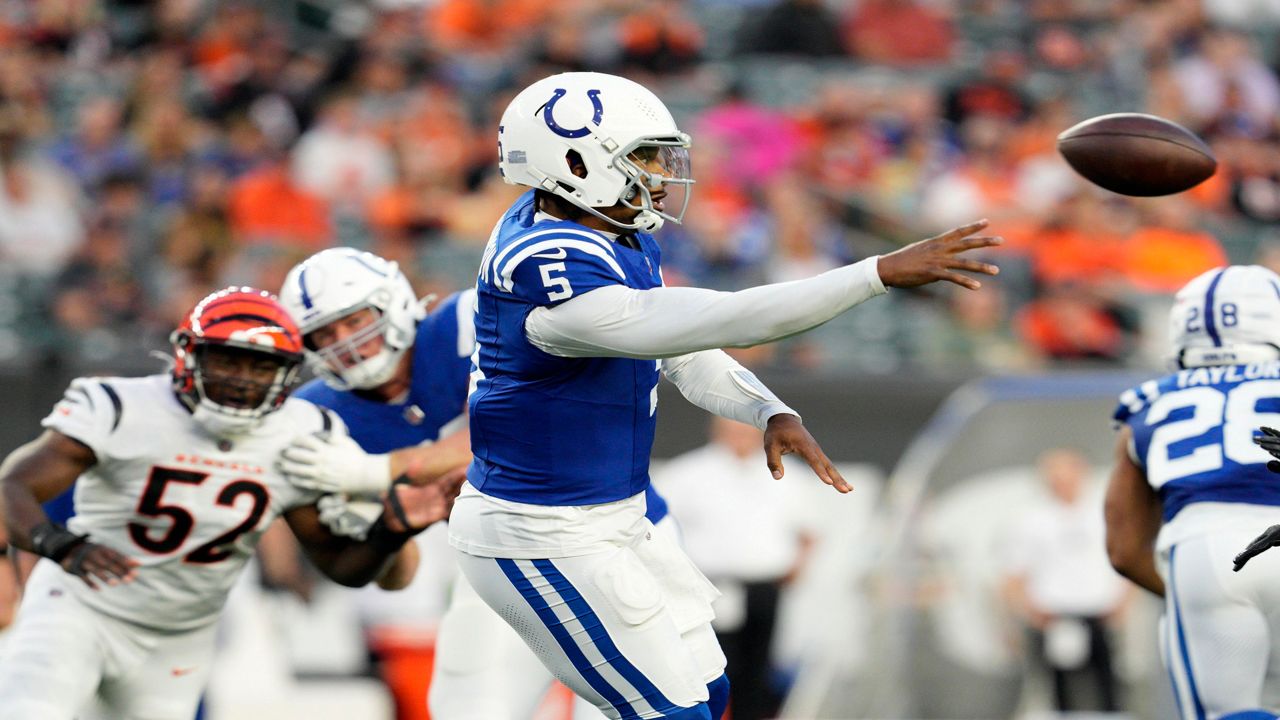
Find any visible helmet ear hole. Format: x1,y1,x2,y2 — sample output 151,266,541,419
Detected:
565,150,587,179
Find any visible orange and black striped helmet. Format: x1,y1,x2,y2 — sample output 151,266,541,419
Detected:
170,287,304,426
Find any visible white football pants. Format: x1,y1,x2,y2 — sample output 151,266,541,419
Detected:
0,561,215,720
453,520,724,720
1161,527,1280,719
432,517,684,719
430,569,587,719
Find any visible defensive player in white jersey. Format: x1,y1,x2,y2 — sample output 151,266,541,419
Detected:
0,287,454,720
1107,266,1280,720
453,71,1001,719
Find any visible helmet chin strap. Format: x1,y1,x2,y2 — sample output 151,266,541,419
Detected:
1178,344,1280,368
633,210,664,233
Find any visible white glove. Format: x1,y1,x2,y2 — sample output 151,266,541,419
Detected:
278,432,392,497
316,494,385,540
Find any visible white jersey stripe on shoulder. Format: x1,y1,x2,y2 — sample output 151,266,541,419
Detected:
498,239,627,293
454,288,477,357
489,228,615,286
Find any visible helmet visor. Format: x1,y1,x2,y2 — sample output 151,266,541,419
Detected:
308,308,389,372
618,135,694,227
304,306,403,390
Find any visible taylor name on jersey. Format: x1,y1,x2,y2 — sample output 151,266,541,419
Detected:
42,373,334,631
1114,360,1280,523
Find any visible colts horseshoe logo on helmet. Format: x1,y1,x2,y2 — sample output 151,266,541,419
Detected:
540,88,603,139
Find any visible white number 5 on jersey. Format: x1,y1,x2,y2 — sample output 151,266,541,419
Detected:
539,263,573,302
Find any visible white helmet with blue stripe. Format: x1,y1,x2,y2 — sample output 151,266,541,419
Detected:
279,248,427,390
498,71,693,233
1169,265,1280,368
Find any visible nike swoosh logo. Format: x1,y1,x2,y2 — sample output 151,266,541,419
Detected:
171,667,199,677
533,247,568,260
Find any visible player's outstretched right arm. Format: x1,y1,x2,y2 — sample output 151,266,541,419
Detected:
0,430,138,589
526,221,1001,360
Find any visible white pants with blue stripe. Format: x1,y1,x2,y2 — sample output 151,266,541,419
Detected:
1161,528,1280,719
453,524,725,719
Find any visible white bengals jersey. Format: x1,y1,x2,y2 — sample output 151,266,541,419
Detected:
41,374,332,631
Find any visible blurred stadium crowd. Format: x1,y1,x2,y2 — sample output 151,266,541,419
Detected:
1,0,1279,374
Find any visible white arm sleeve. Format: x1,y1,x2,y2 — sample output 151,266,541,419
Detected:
525,256,886,359
662,349,798,430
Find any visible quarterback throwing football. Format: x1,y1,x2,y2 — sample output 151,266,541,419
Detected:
452,71,1001,719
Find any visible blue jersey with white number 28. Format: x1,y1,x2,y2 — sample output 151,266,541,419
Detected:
468,190,663,507
1114,362,1280,522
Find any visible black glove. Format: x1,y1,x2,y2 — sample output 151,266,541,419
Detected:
1253,426,1280,474
366,476,425,554
29,521,88,562
1235,524,1280,571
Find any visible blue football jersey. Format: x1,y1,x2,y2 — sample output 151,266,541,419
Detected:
1114,362,1280,521
295,291,475,452
469,190,664,507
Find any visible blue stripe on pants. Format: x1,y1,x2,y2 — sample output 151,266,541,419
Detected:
1169,545,1207,720
496,558,638,719
1163,614,1186,720
531,558,684,715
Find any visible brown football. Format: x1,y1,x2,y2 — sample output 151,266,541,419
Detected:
1056,113,1217,196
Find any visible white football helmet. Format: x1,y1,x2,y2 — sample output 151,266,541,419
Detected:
279,248,427,390
498,71,693,233
1169,265,1280,368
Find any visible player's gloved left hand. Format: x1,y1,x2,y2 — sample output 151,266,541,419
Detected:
1253,426,1280,474
278,432,392,497
1235,524,1280,571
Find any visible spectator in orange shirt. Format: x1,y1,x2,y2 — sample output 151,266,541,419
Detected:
426,0,550,54
191,2,264,92
617,0,704,76
1122,197,1228,293
845,0,956,66
1029,193,1132,289
1017,284,1127,362
227,149,331,249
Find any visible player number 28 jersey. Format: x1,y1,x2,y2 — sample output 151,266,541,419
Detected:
42,374,330,631
1114,362,1280,524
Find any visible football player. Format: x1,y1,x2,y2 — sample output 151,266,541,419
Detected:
1107,265,1280,719
0,287,455,720
452,71,1001,719
276,247,673,719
